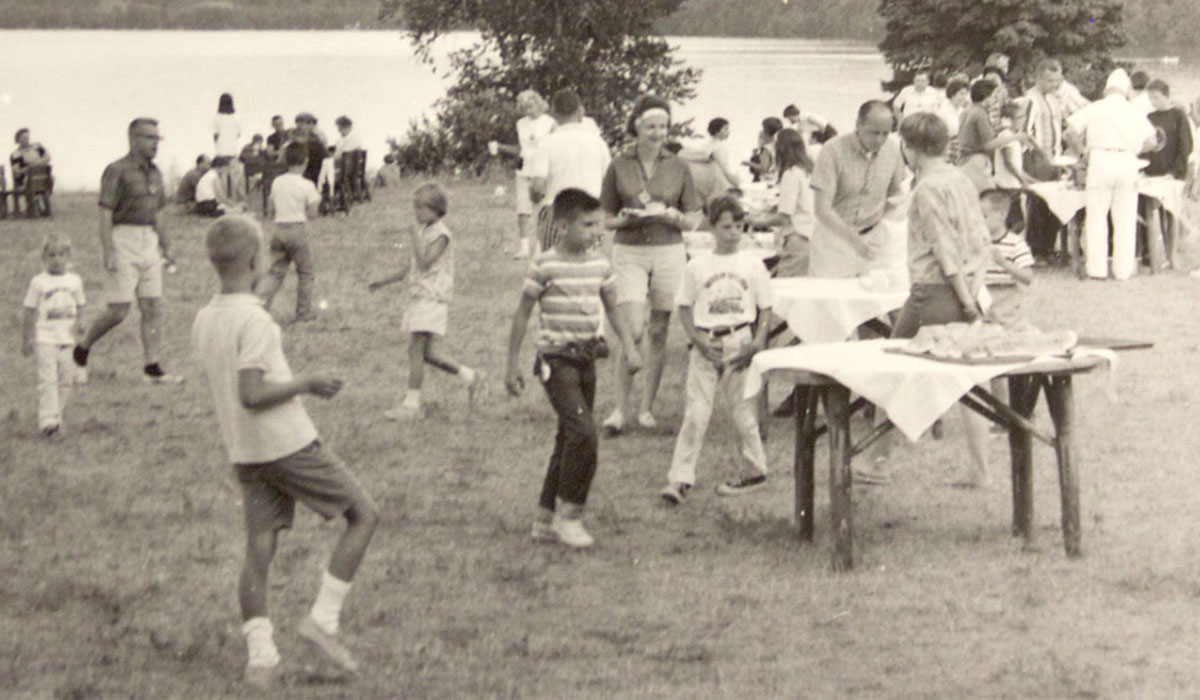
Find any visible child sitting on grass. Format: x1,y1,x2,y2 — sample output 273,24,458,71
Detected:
191,215,379,687
22,233,86,438
503,188,641,548
369,182,488,420
661,195,774,504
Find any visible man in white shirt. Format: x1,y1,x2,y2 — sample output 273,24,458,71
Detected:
528,89,612,251
332,116,363,159
893,70,945,122
1065,69,1157,280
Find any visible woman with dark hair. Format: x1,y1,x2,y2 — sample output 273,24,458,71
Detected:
10,128,50,188
212,92,244,201
598,95,703,435
752,128,814,276
957,79,1027,192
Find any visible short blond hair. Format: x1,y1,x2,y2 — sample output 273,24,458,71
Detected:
413,182,449,218
516,90,547,114
41,232,72,257
205,215,262,275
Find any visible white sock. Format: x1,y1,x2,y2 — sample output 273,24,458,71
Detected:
457,366,477,385
242,617,281,667
402,390,421,409
310,570,352,635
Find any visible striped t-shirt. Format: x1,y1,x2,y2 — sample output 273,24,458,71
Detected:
985,231,1034,286
523,249,615,352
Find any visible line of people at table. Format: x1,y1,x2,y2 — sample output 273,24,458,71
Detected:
177,94,369,217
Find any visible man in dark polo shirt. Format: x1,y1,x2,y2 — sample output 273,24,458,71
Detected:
73,117,183,385
265,115,288,161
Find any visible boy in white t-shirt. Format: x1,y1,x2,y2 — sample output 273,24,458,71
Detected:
661,196,775,504
22,234,86,437
258,142,322,321
192,215,378,687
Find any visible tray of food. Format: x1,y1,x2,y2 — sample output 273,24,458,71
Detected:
886,323,1079,364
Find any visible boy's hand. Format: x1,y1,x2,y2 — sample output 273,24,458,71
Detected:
727,339,761,372
504,365,525,396
306,374,343,398
22,339,34,358
692,334,723,364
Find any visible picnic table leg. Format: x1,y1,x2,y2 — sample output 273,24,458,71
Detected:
823,385,853,571
1007,375,1039,543
794,386,817,541
1045,375,1082,558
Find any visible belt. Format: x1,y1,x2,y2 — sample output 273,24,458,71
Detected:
698,321,752,338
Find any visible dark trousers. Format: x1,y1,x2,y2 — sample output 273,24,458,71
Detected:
537,355,598,510
256,226,314,316
1025,194,1061,259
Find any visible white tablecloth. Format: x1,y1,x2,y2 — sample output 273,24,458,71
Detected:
771,277,909,344
1027,177,1187,226
743,339,1115,441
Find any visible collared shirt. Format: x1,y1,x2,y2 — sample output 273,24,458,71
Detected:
1026,81,1090,155
526,121,612,202
906,162,991,286
99,152,166,226
895,85,945,121
601,145,702,246
1067,94,1156,155
191,293,319,465
809,133,907,277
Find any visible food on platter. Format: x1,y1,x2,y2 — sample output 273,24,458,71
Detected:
904,323,1077,360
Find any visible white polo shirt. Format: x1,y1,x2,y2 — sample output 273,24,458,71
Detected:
526,121,612,201
192,293,318,464
1067,94,1155,154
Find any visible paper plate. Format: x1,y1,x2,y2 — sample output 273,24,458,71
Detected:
1050,155,1078,167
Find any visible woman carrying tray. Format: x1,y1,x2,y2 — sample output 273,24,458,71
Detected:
864,111,993,488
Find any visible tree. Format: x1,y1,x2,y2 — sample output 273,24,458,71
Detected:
379,0,702,172
877,0,1128,98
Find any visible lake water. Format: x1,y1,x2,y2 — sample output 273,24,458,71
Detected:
1,30,1197,191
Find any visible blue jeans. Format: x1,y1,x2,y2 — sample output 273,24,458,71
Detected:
537,353,598,510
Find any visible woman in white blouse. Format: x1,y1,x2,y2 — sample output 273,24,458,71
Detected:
752,128,814,277
212,93,244,202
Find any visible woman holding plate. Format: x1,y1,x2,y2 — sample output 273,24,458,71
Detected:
599,95,703,435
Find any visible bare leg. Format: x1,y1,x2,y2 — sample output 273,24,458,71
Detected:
326,499,379,582
423,335,464,375
79,302,131,352
407,333,428,391
137,297,162,365
638,309,673,417
607,301,646,429
239,527,279,620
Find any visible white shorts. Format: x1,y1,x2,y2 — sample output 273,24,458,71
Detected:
515,175,534,216
612,243,686,312
105,225,163,303
403,298,447,336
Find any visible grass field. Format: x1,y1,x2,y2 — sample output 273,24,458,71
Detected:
1,185,1197,699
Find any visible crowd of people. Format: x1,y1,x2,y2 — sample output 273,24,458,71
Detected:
14,52,1200,688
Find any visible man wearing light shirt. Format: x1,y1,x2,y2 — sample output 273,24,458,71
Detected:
528,89,612,251
1065,69,1157,280
893,71,945,122
333,116,363,159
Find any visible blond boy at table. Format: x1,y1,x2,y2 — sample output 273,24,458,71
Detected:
661,195,774,504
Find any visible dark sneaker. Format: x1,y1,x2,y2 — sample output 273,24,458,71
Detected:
72,345,89,367
659,482,691,505
716,474,768,496
41,424,60,439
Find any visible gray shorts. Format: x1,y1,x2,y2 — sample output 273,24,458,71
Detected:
234,440,373,533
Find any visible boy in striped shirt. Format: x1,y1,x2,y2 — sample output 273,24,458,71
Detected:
504,189,641,549
980,189,1034,329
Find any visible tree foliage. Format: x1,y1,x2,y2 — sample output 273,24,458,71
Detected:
380,0,702,173
877,0,1128,98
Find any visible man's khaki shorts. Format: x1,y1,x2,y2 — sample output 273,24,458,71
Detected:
105,225,162,303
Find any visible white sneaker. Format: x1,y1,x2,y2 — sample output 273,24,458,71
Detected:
601,410,625,436
513,239,531,260
636,411,658,429
551,515,594,548
297,615,359,673
75,366,89,385
531,520,556,542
